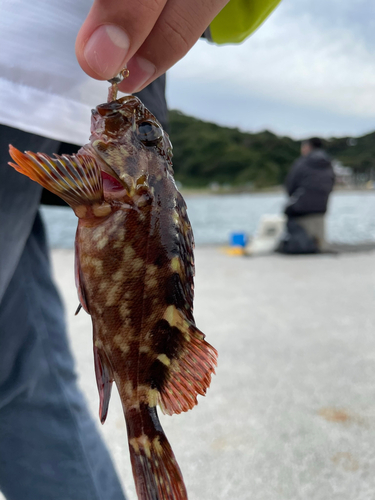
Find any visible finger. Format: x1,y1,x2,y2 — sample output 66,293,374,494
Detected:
75,0,168,81
118,0,230,94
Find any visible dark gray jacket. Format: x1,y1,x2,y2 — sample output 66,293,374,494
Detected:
284,149,335,217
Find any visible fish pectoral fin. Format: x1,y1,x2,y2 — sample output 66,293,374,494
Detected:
155,312,218,416
94,345,114,424
8,146,103,214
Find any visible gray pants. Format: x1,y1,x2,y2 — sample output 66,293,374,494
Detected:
293,214,327,250
0,212,125,500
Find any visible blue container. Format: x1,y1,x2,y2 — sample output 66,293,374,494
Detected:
230,232,247,247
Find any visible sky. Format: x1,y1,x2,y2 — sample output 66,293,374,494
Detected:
166,0,375,140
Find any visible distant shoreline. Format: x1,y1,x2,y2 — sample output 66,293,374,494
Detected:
180,185,375,197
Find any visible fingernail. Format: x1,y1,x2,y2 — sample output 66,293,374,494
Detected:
84,25,130,79
123,56,156,93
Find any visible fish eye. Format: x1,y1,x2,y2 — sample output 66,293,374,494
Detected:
136,121,163,146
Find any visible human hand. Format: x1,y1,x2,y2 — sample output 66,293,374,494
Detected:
75,0,229,94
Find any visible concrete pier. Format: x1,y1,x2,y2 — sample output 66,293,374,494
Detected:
5,247,375,500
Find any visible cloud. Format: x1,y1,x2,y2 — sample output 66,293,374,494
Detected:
167,1,375,138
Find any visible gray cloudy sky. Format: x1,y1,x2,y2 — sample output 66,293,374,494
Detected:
166,0,375,139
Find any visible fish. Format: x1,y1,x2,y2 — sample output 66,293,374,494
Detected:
8,94,218,500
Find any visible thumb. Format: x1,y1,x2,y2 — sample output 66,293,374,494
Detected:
75,0,167,81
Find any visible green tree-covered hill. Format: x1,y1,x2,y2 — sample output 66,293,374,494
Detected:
168,110,375,188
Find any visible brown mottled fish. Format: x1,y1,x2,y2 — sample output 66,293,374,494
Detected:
8,95,217,500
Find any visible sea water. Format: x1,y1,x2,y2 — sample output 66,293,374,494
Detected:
40,191,375,248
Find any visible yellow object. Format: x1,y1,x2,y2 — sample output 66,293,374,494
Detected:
210,0,282,44
222,246,245,256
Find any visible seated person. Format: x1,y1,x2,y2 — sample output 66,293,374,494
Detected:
279,137,335,253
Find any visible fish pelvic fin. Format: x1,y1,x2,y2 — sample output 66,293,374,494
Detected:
94,344,114,424
126,404,187,500
150,309,218,416
8,146,104,216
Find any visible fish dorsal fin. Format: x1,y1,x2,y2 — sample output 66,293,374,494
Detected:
8,146,103,211
150,307,218,416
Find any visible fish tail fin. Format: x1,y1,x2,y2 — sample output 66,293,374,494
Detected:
125,404,187,500
8,146,103,213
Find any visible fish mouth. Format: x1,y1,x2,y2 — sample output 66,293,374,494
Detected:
81,144,131,203
101,171,124,191
81,144,149,208
90,95,143,137
100,169,151,210
90,94,148,141
95,95,143,118
101,171,135,206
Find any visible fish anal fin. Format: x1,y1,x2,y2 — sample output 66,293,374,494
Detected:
8,146,103,213
94,344,114,424
151,310,218,416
